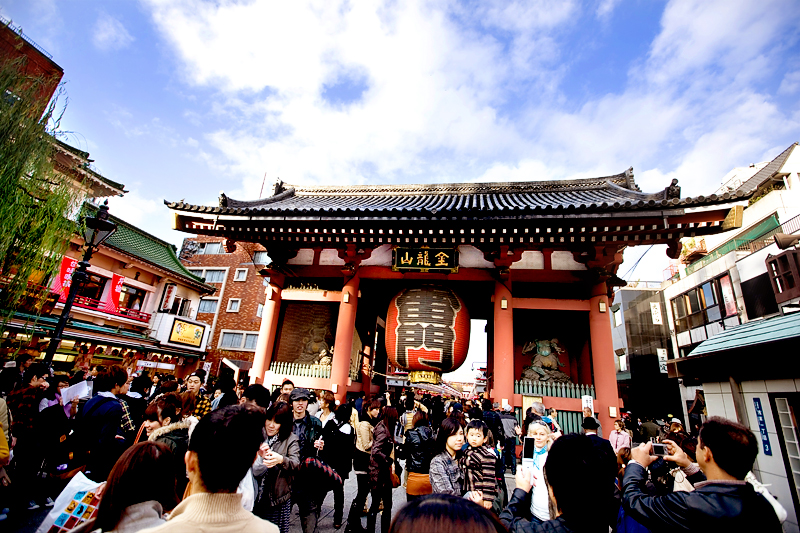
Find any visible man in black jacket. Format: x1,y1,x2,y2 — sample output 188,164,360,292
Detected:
623,416,781,532
290,387,324,533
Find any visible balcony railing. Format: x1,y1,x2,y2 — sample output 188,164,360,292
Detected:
66,295,152,323
269,361,331,379
514,380,595,399
683,213,800,276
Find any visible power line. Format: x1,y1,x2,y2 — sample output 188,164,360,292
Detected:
621,245,653,280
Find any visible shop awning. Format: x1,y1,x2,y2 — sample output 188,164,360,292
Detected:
3,312,205,359
672,311,800,381
689,311,800,357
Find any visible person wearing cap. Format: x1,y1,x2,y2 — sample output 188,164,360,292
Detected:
499,404,521,475
289,388,323,533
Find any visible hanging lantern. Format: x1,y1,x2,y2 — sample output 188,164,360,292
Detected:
385,286,470,384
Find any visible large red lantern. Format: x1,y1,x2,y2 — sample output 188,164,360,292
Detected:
385,286,470,384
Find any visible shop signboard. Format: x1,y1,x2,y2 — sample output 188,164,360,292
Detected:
657,348,668,374
650,302,663,325
719,275,737,317
160,283,177,311
168,318,205,348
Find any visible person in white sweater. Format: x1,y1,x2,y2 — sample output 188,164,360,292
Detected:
139,405,278,533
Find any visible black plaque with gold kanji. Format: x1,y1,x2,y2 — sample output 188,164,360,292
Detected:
391,247,458,273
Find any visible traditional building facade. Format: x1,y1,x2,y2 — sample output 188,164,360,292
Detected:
2,203,216,377
167,170,747,434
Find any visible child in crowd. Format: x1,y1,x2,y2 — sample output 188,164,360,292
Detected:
460,420,499,513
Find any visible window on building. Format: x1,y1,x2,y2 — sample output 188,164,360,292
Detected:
118,285,145,310
613,308,623,327
219,331,259,350
220,332,243,348
204,270,225,283
253,251,269,264
227,299,241,312
188,269,203,277
234,268,248,281
78,273,106,301
671,275,737,334
244,334,259,350
256,303,264,318
197,299,218,313
199,242,223,254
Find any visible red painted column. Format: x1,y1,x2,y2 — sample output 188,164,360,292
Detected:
589,282,620,437
579,341,592,386
332,276,360,403
492,281,515,406
250,277,283,385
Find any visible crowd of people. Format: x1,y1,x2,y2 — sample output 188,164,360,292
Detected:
0,354,788,533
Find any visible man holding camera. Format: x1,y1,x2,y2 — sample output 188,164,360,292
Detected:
623,416,781,531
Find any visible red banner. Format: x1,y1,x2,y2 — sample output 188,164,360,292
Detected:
53,256,79,300
104,274,124,313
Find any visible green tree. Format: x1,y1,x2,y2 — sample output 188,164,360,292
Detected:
0,56,82,317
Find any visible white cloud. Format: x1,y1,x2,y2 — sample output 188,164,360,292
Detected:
596,0,622,20
779,71,800,95
141,0,800,279
92,12,134,51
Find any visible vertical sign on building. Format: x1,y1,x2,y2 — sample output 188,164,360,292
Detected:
581,395,594,413
650,302,663,325
656,348,668,374
54,256,79,299
160,283,177,311
719,275,737,317
104,274,124,313
753,398,772,455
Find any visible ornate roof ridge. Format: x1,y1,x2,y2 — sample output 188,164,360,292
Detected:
289,169,636,197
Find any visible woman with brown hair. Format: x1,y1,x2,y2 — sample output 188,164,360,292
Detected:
144,393,191,496
368,406,398,533
75,441,179,533
315,390,336,427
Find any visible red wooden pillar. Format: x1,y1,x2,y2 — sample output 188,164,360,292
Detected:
589,282,620,437
579,340,592,386
250,275,284,385
332,276,359,403
492,281,514,406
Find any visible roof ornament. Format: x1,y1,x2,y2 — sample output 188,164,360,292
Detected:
624,167,636,190
665,179,681,200
219,191,228,208
274,178,285,196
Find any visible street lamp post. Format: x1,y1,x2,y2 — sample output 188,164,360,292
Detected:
42,200,118,366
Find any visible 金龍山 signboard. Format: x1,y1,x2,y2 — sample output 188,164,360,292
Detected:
169,318,205,348
392,247,458,273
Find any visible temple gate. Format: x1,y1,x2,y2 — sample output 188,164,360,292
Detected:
167,170,744,434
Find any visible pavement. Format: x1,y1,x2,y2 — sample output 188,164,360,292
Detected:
5,465,519,533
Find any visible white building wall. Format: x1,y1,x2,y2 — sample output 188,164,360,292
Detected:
705,379,800,532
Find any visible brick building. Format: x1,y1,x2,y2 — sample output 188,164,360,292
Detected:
179,236,269,381
0,16,63,114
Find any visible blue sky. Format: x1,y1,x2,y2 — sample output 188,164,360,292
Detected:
3,0,800,287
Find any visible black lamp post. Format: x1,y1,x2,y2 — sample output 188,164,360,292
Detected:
42,200,118,366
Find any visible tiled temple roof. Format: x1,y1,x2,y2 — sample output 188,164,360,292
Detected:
166,168,748,218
